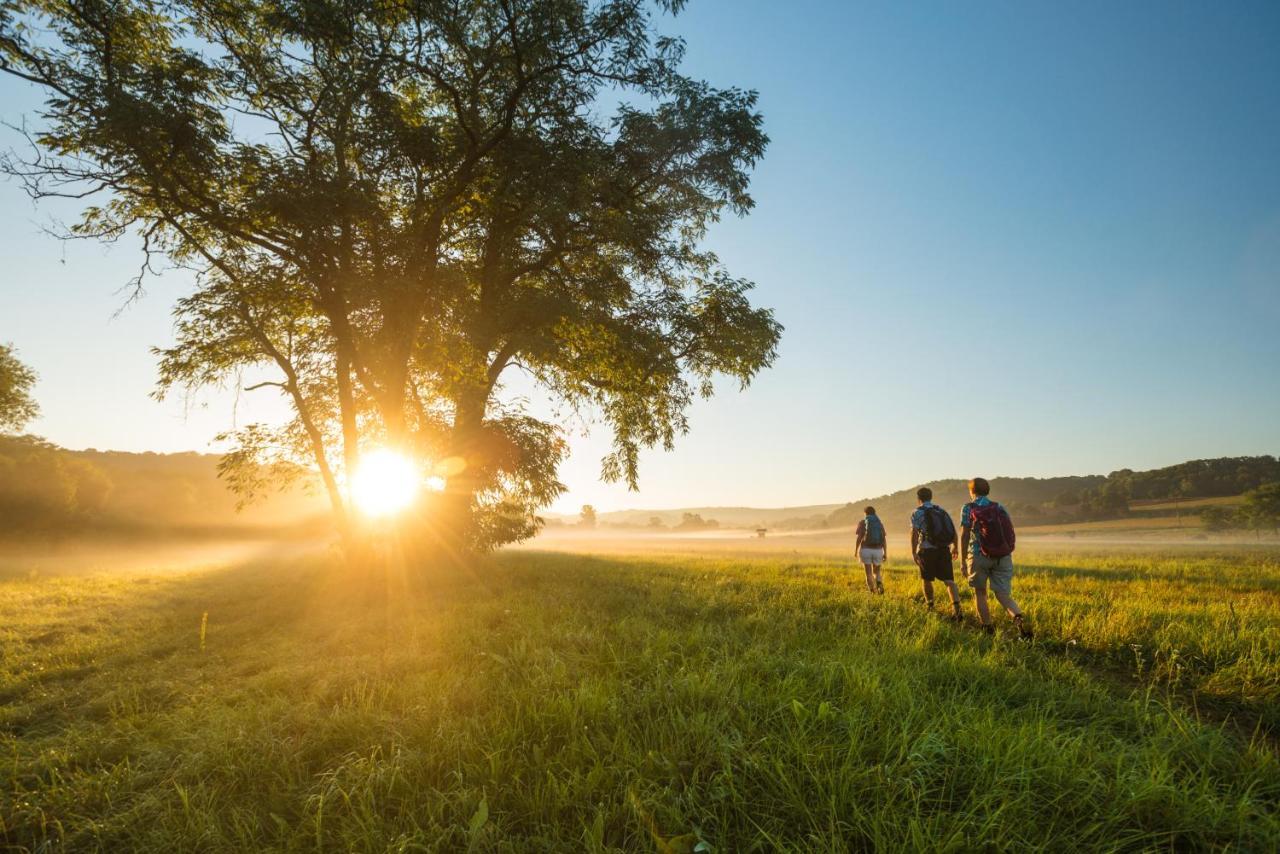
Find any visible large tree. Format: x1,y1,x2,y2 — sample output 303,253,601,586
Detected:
0,0,781,552
0,343,39,432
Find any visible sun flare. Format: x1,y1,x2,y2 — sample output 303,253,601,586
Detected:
350,449,421,517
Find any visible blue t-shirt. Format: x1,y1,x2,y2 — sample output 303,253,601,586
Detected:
910,501,942,549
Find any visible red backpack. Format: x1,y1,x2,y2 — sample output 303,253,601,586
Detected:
970,502,1015,558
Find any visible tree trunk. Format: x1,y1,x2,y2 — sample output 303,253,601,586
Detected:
438,389,488,554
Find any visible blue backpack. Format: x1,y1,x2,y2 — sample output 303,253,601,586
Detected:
864,514,885,548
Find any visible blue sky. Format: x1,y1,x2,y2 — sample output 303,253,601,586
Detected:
2,0,1278,514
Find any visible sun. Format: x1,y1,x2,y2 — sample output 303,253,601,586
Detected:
350,449,421,517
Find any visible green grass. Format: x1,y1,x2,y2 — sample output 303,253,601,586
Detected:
1,545,1278,851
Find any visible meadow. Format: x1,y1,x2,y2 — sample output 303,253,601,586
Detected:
1,539,1278,851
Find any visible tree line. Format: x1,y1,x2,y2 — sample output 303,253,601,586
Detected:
1201,485,1280,534
0,435,322,537
797,457,1280,531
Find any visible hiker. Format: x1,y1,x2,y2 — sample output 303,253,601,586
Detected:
960,478,1032,638
854,505,887,594
910,487,963,621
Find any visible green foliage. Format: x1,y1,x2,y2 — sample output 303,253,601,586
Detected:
0,342,39,432
0,436,82,530
1081,478,1131,519
674,511,718,531
0,0,781,552
1115,457,1280,501
1200,505,1235,532
0,435,320,535
1240,482,1280,531
0,546,1277,849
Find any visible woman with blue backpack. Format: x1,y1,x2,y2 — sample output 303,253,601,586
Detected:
855,506,888,594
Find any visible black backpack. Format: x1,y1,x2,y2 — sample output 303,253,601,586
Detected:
921,505,956,548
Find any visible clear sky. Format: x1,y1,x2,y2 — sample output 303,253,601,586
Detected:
2,1,1278,515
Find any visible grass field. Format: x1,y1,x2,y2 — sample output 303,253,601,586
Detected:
2,541,1278,851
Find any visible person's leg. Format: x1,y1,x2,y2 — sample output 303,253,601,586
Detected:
944,580,962,610
921,578,934,606
973,588,993,627
923,551,957,613
989,557,1031,637
993,589,1021,618
989,556,1022,616
969,554,994,630
862,562,876,592
873,561,884,594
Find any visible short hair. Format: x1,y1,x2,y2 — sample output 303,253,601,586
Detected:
969,477,990,496
864,505,876,516
917,487,933,502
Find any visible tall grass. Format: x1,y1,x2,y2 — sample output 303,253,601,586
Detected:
1,547,1277,851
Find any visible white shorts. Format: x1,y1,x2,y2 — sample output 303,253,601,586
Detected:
859,547,885,565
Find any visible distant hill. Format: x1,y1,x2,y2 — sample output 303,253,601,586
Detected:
819,478,1111,530
583,456,1279,532
593,504,845,528
821,475,1108,532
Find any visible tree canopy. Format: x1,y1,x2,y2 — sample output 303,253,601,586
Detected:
1241,482,1280,532
0,343,39,432
0,0,781,552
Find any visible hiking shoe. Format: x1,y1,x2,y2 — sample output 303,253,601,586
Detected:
1014,613,1033,640
981,623,996,636
876,581,885,595
924,599,935,610
951,604,963,623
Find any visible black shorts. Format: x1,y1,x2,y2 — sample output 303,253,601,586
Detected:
918,548,954,582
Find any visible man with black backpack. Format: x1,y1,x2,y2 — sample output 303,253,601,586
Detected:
910,487,963,621
960,477,1032,638
854,505,887,594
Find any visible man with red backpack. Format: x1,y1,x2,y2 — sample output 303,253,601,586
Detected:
910,487,963,621
960,478,1032,638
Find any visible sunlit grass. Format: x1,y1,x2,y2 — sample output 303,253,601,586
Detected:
0,546,1277,850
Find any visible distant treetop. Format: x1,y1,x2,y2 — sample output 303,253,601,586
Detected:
0,344,39,433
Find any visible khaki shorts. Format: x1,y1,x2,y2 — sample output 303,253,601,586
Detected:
967,553,1013,596
859,547,885,565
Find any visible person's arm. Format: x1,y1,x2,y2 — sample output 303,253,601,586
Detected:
960,526,971,569
911,527,921,565
854,521,864,552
